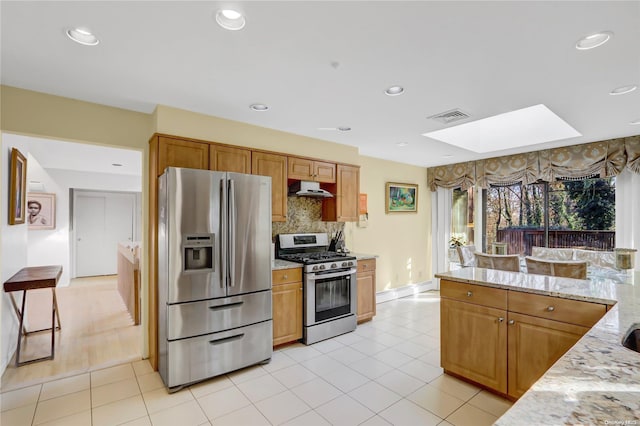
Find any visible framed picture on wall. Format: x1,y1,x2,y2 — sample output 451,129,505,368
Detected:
385,182,418,213
9,148,27,225
27,192,56,230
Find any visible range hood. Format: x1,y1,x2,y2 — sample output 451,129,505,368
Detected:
288,181,333,198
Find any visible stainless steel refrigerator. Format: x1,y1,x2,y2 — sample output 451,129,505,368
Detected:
158,167,272,390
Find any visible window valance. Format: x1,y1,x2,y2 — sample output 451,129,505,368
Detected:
428,136,638,191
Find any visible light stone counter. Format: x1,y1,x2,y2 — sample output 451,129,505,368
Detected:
350,253,378,261
272,259,302,270
435,268,640,425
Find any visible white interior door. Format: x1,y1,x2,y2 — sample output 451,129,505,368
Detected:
75,191,134,277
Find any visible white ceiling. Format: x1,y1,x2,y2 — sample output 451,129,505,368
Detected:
25,136,142,176
2,1,639,168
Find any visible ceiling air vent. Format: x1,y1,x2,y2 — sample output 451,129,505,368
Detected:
427,108,470,124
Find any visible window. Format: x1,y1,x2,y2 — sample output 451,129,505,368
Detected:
451,187,475,247
482,177,615,255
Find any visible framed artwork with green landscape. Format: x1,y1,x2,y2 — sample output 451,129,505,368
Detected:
386,182,418,213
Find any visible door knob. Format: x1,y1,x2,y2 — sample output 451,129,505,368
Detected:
547,306,555,312
498,317,505,323
466,291,473,297
508,319,515,325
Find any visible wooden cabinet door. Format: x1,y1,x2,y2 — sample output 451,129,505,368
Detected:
288,157,314,180
322,164,359,222
157,136,209,176
356,259,376,322
441,298,507,393
507,312,587,399
252,152,287,222
288,157,336,183
210,145,251,173
313,161,336,183
272,281,302,346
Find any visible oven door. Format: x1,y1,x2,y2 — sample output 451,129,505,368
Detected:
305,268,357,326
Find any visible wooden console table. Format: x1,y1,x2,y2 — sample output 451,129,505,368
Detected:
3,265,62,366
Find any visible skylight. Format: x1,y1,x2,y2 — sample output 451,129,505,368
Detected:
422,104,581,153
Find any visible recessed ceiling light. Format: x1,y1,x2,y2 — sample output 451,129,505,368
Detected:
630,119,640,125
575,31,613,50
610,85,637,96
337,127,351,132
397,142,408,147
250,103,269,111
423,104,581,154
385,86,405,96
66,27,99,46
215,9,245,31
112,163,123,167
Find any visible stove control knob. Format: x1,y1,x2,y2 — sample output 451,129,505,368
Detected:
312,266,319,271
319,265,326,270
348,261,354,267
331,263,337,269
341,262,348,267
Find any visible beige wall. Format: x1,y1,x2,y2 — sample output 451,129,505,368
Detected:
0,85,155,358
348,156,431,292
0,86,433,366
155,105,359,164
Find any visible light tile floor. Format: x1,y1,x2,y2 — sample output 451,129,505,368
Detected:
0,291,513,426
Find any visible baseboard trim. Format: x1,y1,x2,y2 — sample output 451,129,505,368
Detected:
376,280,437,304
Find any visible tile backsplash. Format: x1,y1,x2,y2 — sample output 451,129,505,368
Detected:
272,197,344,240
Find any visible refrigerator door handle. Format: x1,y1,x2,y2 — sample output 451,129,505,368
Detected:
220,178,227,288
228,179,236,287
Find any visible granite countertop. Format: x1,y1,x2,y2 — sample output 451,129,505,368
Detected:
350,253,378,260
435,268,640,425
272,259,302,270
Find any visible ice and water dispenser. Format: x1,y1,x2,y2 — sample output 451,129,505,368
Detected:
183,234,214,272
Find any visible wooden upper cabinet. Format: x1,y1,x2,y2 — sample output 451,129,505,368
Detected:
210,145,251,173
157,136,209,176
288,157,336,183
252,152,288,222
323,164,359,222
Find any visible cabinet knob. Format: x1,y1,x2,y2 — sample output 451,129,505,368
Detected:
299,288,302,291
547,306,555,312
508,319,515,325
283,275,288,279
498,317,505,323
466,291,473,297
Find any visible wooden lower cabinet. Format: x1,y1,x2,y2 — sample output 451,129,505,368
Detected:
272,268,303,346
441,298,508,393
507,311,587,399
356,259,376,323
440,279,607,399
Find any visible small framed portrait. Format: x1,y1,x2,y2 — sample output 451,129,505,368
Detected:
385,182,418,213
9,148,27,225
27,193,56,230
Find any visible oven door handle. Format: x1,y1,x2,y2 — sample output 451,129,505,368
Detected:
307,268,356,280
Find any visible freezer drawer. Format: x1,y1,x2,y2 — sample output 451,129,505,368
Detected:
166,291,272,340
163,320,272,389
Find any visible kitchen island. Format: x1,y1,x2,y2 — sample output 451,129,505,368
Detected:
435,268,640,425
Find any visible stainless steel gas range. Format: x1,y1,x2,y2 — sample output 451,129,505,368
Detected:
276,233,357,345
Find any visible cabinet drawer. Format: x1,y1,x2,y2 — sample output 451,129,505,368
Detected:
167,291,271,340
357,258,376,273
508,291,606,327
164,320,272,388
440,280,507,310
272,268,302,285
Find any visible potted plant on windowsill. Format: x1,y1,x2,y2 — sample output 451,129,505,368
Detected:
448,235,467,262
